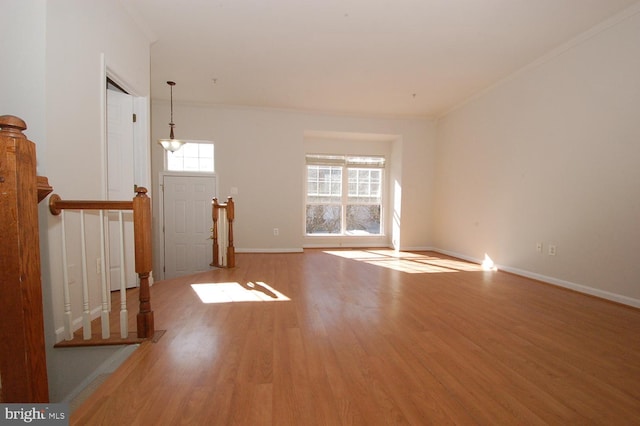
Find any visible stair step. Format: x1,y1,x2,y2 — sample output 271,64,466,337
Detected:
54,330,165,348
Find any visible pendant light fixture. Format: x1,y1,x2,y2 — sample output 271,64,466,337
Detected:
158,81,186,152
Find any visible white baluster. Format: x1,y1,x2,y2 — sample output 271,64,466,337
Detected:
99,210,110,339
219,207,228,266
60,211,73,341
119,211,128,338
80,211,91,340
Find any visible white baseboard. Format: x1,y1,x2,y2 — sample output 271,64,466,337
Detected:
496,264,640,309
398,246,436,252
430,248,484,264
236,248,303,253
431,248,640,309
302,243,391,249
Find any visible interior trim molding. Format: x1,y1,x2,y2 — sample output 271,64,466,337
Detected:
432,248,640,309
236,248,304,253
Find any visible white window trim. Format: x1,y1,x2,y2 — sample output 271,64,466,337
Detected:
305,153,386,238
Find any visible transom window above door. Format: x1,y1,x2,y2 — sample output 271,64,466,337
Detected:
166,142,214,172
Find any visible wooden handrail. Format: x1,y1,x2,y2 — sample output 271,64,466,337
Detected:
49,195,132,215
49,187,155,339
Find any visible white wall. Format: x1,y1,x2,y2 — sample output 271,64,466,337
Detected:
150,103,436,278
434,9,640,305
394,121,437,250
1,0,47,155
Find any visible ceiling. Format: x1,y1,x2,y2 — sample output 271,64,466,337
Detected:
124,0,639,118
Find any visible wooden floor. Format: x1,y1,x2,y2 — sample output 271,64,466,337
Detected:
71,249,640,425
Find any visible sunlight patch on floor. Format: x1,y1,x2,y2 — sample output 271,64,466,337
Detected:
323,249,485,273
482,254,498,271
191,282,290,304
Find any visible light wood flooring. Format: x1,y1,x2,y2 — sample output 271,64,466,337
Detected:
71,249,640,425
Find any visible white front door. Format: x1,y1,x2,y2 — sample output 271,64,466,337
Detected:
163,175,216,279
107,88,137,290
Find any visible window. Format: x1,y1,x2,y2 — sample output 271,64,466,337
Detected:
306,154,384,236
167,142,214,172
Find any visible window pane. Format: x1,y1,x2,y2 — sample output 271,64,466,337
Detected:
183,156,199,171
307,165,342,203
199,144,214,157
348,168,381,203
183,143,199,157
346,205,381,235
199,158,214,171
308,167,318,180
167,154,182,171
167,142,214,172
306,205,341,234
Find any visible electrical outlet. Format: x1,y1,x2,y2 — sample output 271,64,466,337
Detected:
536,242,543,253
273,228,279,236
548,244,557,256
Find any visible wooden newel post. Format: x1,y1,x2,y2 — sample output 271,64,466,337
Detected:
0,115,49,402
226,197,235,268
211,197,220,267
133,187,154,338
210,197,235,268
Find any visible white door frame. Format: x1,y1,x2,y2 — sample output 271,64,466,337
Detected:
101,56,151,197
101,54,151,289
157,171,218,280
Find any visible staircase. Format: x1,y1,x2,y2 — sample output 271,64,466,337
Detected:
0,115,156,403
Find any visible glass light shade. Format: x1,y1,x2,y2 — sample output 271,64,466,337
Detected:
158,138,186,152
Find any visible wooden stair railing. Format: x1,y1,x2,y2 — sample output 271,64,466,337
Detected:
0,115,51,402
211,197,235,268
49,187,155,343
